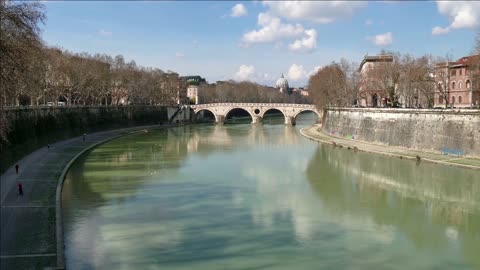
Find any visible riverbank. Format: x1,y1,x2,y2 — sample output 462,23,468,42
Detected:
0,123,181,270
301,124,480,170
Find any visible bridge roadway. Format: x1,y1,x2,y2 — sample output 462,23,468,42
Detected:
189,103,321,125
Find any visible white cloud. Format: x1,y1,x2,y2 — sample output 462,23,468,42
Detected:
274,41,283,49
242,13,304,44
287,64,307,81
234,65,256,81
432,1,480,35
369,32,393,46
365,19,373,26
381,0,402,4
242,12,318,52
288,29,317,52
231,3,248,17
308,65,322,77
432,26,450,35
175,52,185,58
263,1,367,24
98,29,112,37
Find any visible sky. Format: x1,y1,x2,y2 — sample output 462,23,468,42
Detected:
42,1,479,87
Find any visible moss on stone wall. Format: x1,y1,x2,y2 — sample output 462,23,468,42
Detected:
1,106,169,173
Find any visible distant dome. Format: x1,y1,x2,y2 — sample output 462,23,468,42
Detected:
275,74,289,93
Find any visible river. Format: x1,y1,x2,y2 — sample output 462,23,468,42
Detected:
62,113,480,270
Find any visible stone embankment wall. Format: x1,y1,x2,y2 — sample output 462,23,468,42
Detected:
1,106,169,173
322,108,480,157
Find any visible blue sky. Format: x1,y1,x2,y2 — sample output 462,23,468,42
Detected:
42,1,479,87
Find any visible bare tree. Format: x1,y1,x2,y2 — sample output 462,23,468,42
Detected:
1,0,45,106
364,56,400,107
474,30,480,55
0,0,45,141
395,54,435,108
413,56,436,108
434,55,454,108
308,61,358,109
338,59,360,106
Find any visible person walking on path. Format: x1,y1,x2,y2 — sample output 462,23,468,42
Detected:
47,144,50,152
18,183,23,195
83,133,86,143
15,164,19,175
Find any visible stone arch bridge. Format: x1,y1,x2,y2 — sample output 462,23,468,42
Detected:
189,103,321,125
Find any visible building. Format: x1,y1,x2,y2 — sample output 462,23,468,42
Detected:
358,54,394,107
187,85,199,104
292,87,309,96
276,74,290,94
182,76,206,104
434,55,480,108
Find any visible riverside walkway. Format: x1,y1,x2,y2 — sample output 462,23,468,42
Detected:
301,124,480,170
0,125,165,270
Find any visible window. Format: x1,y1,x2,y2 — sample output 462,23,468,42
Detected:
439,95,443,104
459,81,462,89
458,96,462,103
451,70,456,76
452,96,455,104
452,81,455,89
459,69,462,75
466,80,471,89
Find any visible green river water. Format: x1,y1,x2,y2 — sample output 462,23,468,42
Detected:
62,114,480,270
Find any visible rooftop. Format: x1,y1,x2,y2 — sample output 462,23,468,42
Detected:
359,54,394,71
435,54,480,68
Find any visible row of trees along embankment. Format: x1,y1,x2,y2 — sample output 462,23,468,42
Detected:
308,46,480,110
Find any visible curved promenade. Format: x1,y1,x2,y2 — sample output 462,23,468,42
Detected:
0,125,166,270
301,124,480,170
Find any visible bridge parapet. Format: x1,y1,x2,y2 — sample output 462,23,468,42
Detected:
191,103,315,109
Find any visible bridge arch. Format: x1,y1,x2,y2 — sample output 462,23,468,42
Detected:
293,109,321,123
224,107,254,124
261,108,286,124
194,108,218,123
260,108,286,118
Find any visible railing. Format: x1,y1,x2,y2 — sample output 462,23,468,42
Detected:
1,104,172,111
326,107,480,114
190,103,316,109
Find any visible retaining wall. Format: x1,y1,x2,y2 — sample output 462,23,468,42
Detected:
1,106,169,173
322,108,480,157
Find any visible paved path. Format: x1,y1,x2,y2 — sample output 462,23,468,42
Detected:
301,124,480,170
0,124,167,270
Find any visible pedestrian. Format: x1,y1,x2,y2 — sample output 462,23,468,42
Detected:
83,133,86,143
47,144,50,152
18,183,23,195
15,164,19,175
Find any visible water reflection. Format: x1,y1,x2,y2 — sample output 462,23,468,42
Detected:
63,116,480,270
306,145,480,268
